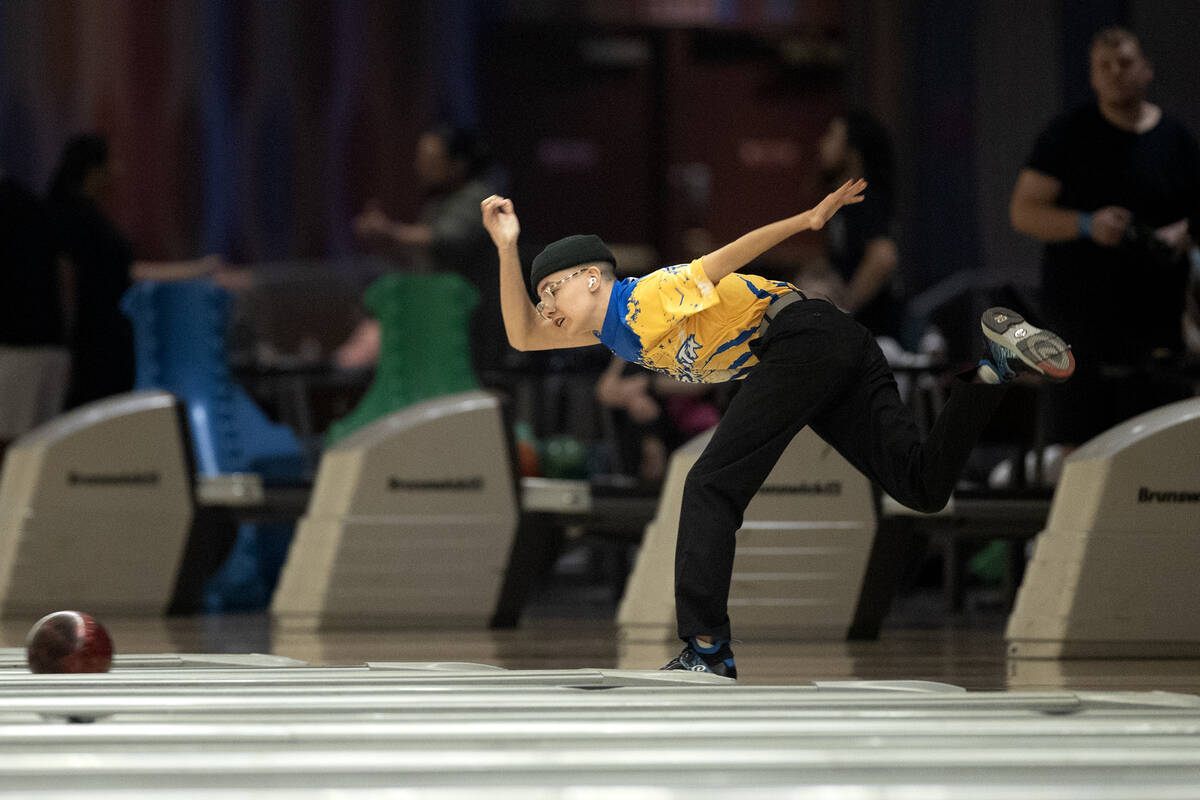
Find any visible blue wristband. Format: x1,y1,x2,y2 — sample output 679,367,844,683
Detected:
1077,212,1093,239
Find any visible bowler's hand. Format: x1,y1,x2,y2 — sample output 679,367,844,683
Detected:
1089,205,1132,247
481,195,520,248
809,178,867,230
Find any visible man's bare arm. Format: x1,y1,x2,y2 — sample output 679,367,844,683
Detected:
1010,169,1079,242
1010,168,1132,246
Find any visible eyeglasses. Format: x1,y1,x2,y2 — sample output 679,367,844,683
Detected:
535,269,584,321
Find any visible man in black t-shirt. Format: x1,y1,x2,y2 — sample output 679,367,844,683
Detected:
1010,27,1200,444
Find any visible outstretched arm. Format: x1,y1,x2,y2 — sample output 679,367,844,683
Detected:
480,195,601,351
354,203,434,248
699,179,867,285
131,254,224,282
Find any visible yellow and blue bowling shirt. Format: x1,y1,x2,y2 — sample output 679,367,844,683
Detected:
597,258,797,383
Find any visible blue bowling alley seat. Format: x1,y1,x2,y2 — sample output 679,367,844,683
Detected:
122,280,307,612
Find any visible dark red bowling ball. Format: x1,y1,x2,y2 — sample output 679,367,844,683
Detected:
25,611,114,673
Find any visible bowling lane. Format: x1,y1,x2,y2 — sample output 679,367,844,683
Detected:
1,660,1200,797
10,617,1200,693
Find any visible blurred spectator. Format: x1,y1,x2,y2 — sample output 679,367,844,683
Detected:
796,110,903,340
1009,27,1200,443
0,168,71,450
47,134,224,409
595,356,721,482
338,124,509,375
0,169,64,346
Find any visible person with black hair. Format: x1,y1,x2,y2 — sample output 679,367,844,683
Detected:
812,110,903,339
1010,27,1200,444
341,124,507,372
47,133,225,408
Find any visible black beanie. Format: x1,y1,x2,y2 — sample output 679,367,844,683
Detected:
529,234,615,298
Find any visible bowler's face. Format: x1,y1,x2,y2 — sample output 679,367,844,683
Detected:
536,267,592,333
1090,40,1152,107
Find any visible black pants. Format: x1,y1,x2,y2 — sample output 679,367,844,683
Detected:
674,299,1008,641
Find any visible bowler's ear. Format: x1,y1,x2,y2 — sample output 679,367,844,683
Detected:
586,264,605,287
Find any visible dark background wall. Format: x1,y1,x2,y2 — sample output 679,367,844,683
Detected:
2,0,1197,296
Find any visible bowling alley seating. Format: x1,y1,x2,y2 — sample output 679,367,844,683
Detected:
268,273,524,629
0,391,194,617
271,390,519,630
122,280,307,482
325,272,480,442
122,280,307,612
1007,397,1200,658
618,426,878,642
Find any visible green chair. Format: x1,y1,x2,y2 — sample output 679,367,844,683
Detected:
327,272,480,443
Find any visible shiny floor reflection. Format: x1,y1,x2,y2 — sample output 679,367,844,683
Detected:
5,612,1200,694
